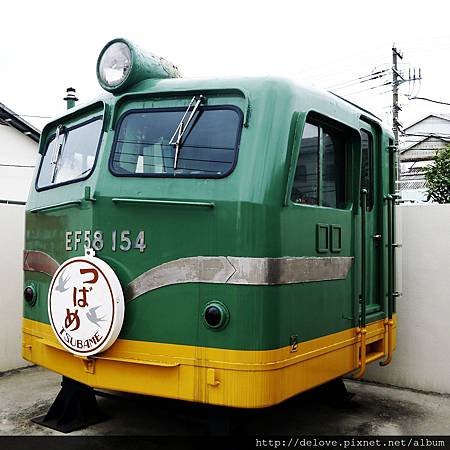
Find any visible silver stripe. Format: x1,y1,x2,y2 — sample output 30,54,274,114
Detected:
126,256,353,302
23,250,60,277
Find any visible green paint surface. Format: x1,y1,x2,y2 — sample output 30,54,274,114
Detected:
24,77,393,351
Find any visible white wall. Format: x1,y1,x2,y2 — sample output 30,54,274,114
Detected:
0,123,38,371
0,124,37,202
0,204,30,371
365,204,450,394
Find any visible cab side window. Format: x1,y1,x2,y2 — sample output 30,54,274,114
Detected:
291,123,319,205
291,120,347,208
360,130,374,210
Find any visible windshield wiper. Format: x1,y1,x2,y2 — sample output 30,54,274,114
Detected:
50,125,67,183
169,95,205,169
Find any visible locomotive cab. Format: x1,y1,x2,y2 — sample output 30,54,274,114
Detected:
23,39,397,410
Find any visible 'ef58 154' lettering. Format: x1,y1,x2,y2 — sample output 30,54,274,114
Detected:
65,230,146,253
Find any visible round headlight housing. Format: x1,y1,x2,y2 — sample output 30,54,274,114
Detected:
203,301,230,330
97,38,181,94
24,284,37,306
97,40,132,91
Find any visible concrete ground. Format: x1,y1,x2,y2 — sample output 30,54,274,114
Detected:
1,366,450,436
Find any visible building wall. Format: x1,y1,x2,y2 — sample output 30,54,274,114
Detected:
0,123,38,371
365,204,450,394
0,124,38,202
0,204,29,371
405,116,450,142
401,137,445,162
399,117,450,203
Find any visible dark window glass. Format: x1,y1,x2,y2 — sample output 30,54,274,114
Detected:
290,123,319,205
111,107,242,177
322,132,346,208
361,130,373,210
37,118,103,189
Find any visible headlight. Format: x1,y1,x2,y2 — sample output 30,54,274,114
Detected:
97,38,180,93
97,40,132,90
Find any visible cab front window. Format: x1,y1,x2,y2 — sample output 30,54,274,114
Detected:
110,106,243,178
36,117,103,190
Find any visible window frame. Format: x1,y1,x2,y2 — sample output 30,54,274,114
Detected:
109,105,244,179
290,116,351,209
360,129,374,211
35,115,104,192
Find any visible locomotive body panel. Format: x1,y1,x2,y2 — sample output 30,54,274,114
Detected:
22,58,397,408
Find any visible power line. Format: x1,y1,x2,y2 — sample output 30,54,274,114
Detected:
326,69,390,90
377,90,393,96
294,44,390,80
360,71,390,83
3,113,52,119
408,96,450,106
0,163,35,168
328,75,391,93
334,81,391,97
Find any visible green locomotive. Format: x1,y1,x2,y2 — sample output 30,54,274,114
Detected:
23,38,397,411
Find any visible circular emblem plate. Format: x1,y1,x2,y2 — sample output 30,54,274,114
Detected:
48,251,124,356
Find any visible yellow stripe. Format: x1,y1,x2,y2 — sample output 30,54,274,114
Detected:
22,316,397,408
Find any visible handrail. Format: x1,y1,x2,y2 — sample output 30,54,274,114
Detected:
354,189,368,379
354,327,367,379
380,194,396,366
392,193,401,309
112,198,215,208
29,199,82,213
360,189,367,329
380,318,395,367
387,194,394,319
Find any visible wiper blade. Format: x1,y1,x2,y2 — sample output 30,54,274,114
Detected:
169,95,205,169
50,125,67,183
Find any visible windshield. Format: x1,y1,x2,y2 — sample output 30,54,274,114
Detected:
37,117,103,190
110,106,242,178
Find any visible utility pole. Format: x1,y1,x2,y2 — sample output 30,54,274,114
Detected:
392,45,403,191
391,45,422,193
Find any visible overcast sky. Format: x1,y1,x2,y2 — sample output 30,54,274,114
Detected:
2,0,450,136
